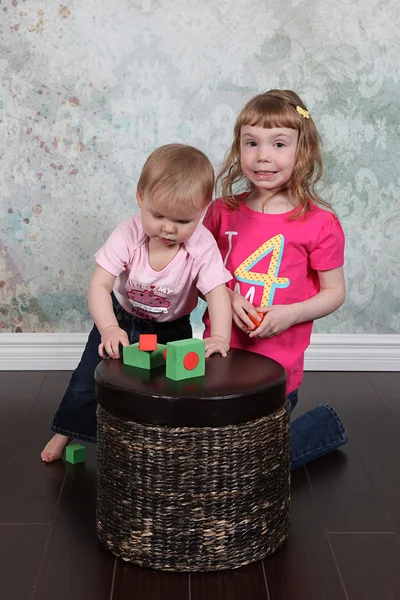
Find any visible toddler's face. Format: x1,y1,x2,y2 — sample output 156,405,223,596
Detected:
137,189,206,248
240,125,298,193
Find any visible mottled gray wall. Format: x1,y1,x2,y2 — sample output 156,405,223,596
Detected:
1,0,399,334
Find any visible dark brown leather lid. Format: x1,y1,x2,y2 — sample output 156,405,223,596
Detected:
95,348,286,427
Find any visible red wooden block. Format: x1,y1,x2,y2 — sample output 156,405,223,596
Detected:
139,334,157,351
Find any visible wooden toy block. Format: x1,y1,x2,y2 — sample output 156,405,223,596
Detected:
165,338,205,381
139,334,157,351
247,311,264,331
65,443,86,464
123,342,166,369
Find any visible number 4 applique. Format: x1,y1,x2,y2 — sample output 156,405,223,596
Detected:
234,234,290,306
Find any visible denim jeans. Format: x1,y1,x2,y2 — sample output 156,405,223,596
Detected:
50,294,192,442
288,389,348,471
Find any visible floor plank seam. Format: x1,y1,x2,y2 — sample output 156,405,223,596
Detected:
0,522,53,526
305,466,350,600
365,373,400,433
261,559,271,600
20,372,48,443
0,456,13,491
351,447,400,544
327,531,397,535
108,558,117,600
30,467,68,600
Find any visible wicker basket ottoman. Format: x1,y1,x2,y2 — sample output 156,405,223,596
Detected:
95,348,290,572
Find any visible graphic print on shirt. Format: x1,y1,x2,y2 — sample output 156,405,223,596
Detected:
126,284,171,319
233,234,290,306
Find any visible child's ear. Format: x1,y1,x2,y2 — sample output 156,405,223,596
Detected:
136,186,143,207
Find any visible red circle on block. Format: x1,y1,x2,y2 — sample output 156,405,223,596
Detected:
163,349,167,360
183,351,199,371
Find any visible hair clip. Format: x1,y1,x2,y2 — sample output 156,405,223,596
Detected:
296,106,310,119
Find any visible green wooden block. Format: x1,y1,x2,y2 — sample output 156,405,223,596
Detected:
165,338,205,381
123,342,166,369
65,444,86,464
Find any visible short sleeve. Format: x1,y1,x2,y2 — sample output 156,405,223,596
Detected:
95,219,140,277
193,230,232,296
202,200,222,240
309,213,345,271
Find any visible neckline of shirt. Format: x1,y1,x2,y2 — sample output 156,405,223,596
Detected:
144,239,185,276
240,192,300,218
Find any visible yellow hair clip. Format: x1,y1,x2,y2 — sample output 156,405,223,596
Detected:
296,105,310,119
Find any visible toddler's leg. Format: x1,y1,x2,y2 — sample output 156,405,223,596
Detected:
41,324,103,462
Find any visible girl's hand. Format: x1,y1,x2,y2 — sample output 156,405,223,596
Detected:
230,292,263,332
249,305,297,338
204,335,230,358
98,326,130,359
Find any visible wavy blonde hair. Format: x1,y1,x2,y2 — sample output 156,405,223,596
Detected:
216,89,332,217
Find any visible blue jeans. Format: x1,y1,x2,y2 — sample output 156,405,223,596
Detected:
288,389,348,470
50,294,192,442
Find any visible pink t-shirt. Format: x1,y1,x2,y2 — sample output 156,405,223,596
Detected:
203,194,345,394
95,213,232,322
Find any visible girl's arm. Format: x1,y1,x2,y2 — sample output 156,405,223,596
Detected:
291,266,346,324
88,264,130,359
250,266,345,338
203,284,232,357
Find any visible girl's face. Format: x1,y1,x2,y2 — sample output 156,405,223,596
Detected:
240,125,298,194
137,189,206,248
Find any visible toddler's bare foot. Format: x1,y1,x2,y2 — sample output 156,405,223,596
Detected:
41,434,71,463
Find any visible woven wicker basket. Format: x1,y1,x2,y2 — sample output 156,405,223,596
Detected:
96,400,290,571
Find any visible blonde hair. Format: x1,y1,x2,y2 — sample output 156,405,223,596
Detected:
216,89,332,217
138,143,214,213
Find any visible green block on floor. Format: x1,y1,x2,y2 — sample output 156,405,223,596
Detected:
65,444,86,464
165,338,205,381
123,342,166,369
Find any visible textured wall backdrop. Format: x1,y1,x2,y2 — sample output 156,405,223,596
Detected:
1,0,399,335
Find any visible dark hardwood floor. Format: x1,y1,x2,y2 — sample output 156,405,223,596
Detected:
1,370,400,600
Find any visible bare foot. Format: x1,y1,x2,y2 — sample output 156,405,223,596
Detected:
41,434,71,463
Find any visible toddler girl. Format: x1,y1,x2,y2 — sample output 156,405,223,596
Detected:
42,144,232,462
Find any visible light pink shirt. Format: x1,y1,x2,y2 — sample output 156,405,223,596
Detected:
95,213,232,322
203,195,345,394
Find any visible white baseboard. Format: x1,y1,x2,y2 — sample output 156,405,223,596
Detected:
0,333,399,371
0,333,89,371
304,334,400,371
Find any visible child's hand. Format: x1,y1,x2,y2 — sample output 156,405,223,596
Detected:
204,335,230,358
98,326,129,359
230,292,263,332
249,305,297,338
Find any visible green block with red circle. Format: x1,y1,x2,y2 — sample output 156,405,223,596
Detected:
165,338,205,381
